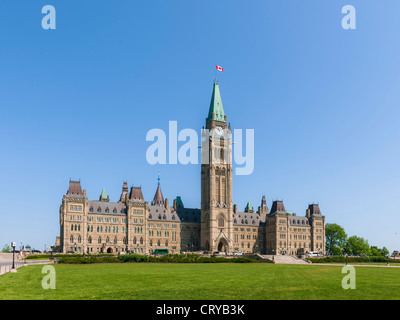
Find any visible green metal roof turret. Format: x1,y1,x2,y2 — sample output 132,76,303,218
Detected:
99,188,109,202
206,80,226,124
176,196,184,208
245,201,253,213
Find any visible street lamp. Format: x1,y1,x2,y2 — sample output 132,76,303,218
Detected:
11,242,16,269
345,254,348,265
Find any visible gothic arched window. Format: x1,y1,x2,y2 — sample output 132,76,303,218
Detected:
218,215,224,227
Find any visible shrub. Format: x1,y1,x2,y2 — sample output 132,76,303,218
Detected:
57,256,121,264
307,256,392,264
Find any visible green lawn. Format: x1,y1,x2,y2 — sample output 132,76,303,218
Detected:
0,263,399,300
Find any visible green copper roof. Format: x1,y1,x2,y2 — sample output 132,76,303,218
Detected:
100,189,108,200
176,196,184,208
245,202,253,212
206,81,226,124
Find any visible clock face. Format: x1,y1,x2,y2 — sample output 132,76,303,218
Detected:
215,126,224,136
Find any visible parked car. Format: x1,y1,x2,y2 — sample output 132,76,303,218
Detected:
212,251,226,257
234,251,244,256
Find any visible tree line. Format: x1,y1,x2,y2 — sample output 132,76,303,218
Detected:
325,223,389,256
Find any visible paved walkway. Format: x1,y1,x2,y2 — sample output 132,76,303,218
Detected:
0,253,51,275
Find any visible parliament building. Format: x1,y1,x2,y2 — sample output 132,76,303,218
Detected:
56,81,325,256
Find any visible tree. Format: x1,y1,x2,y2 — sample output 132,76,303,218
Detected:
370,246,382,256
381,247,389,257
325,223,347,255
1,244,11,253
344,236,370,256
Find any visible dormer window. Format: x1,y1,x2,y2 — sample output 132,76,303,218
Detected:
113,209,117,213
89,207,93,212
105,208,109,213
97,207,101,213
149,214,152,219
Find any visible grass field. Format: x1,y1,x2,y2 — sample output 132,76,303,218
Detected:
0,263,399,300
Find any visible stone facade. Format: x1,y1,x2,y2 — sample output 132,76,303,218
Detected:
57,81,325,256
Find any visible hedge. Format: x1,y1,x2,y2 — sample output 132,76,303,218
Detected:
25,253,114,260
57,253,259,264
57,256,122,264
307,256,395,263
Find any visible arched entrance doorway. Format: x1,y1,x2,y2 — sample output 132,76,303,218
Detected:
217,238,228,252
107,247,113,254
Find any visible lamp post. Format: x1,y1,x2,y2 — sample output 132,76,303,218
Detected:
11,242,16,269
345,254,348,265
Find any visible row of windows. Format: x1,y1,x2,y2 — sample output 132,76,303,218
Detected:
69,206,82,212
279,242,310,249
71,224,80,231
89,207,125,214
149,231,171,237
86,225,128,233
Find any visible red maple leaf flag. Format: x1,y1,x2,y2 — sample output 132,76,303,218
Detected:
216,65,224,72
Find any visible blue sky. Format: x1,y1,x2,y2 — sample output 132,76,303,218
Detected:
0,1,399,252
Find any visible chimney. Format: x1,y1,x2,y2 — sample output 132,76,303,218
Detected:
173,199,177,210
233,204,237,214
293,213,296,216
165,198,169,209
306,208,310,218
83,189,86,197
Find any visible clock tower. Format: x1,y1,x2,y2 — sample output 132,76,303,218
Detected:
200,80,234,253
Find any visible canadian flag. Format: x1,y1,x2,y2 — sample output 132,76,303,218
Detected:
216,65,224,72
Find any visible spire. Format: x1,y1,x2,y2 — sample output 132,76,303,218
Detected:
151,173,165,206
260,195,269,214
119,181,129,202
206,80,226,125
